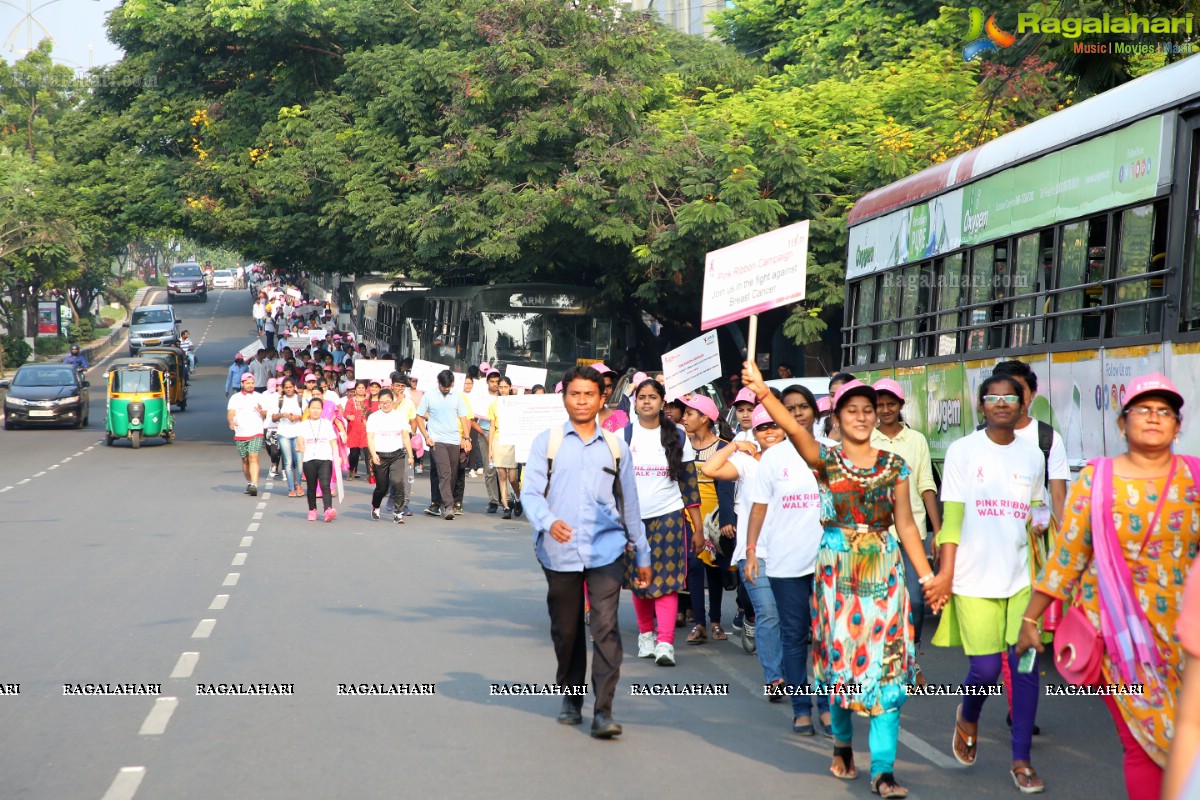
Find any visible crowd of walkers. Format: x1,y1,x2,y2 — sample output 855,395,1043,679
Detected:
223,277,1199,798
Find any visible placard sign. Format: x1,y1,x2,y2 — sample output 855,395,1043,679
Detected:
408,358,449,391
497,394,570,463
354,359,394,383
662,331,722,401
505,364,549,391
701,220,809,330
238,339,266,359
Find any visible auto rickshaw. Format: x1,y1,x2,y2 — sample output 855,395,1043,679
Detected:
137,345,189,411
103,358,175,448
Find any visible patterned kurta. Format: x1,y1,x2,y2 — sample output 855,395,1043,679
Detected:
1034,460,1200,767
812,446,914,716
626,462,701,598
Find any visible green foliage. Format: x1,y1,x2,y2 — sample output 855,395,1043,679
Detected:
35,335,68,356
67,320,95,343
1,334,32,369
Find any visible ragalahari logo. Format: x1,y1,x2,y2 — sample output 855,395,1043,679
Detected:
963,7,1016,61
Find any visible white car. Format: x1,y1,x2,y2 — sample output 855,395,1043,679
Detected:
211,269,237,289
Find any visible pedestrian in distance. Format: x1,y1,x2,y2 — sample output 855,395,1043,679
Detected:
414,369,471,520
272,377,306,497
227,372,267,497
521,365,651,738
297,397,338,522
225,353,248,397
488,377,522,519
932,374,1048,794
367,389,415,524
1018,373,1200,800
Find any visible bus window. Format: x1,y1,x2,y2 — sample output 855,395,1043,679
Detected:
1186,129,1200,329
1056,217,1106,341
876,270,901,362
1009,233,1042,347
966,244,1001,352
936,253,963,356
851,276,876,366
896,263,927,361
1113,203,1165,338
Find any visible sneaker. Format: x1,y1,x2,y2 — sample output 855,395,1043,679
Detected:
394,511,404,524
248,484,258,497
307,509,318,521
423,505,441,517
268,468,277,479
371,507,380,521
513,500,523,518
324,508,337,523
637,632,657,658
502,506,512,519
455,503,464,514
732,610,745,631
486,503,499,514
245,483,253,495
415,465,423,474
742,621,757,655
443,509,455,520
654,642,676,667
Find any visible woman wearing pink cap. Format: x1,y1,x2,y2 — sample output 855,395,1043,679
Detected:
624,377,702,666
1018,373,1200,800
742,361,938,799
731,387,758,444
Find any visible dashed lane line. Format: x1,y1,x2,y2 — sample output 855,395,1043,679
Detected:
169,652,199,679
231,553,247,566
100,767,145,800
138,697,179,736
222,573,240,587
209,595,229,610
239,536,253,547
191,619,216,639
246,523,259,532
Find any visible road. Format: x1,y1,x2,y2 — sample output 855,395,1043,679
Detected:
0,288,1129,799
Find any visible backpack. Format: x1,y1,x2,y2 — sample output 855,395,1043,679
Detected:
976,418,1053,488
547,423,628,528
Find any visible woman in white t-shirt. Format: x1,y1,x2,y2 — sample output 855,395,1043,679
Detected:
261,378,282,480
625,378,702,668
296,397,339,523
932,374,1048,793
272,378,306,497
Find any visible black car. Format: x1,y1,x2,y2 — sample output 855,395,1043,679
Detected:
167,262,208,303
1,364,91,429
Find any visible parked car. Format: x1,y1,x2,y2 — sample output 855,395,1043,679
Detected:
2,363,90,429
167,262,208,303
125,304,181,356
212,269,237,289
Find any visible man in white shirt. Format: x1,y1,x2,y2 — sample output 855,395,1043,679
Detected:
249,349,272,393
227,372,268,496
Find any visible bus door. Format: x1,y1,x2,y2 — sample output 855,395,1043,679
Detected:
1181,111,1200,332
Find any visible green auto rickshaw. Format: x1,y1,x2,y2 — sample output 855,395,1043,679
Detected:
137,345,189,411
104,358,175,448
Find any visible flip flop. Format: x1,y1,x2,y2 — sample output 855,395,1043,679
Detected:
1011,766,1045,794
952,704,978,766
871,772,908,798
830,745,857,780
687,625,707,645
710,624,727,640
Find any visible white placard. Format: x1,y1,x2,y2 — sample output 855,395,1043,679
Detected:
239,339,265,359
469,386,495,419
306,329,327,341
408,358,449,391
452,372,467,392
286,287,303,301
505,364,548,390
497,394,569,463
701,219,809,330
662,331,722,401
354,359,394,382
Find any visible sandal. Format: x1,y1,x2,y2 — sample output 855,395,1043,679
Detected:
871,772,908,798
1011,766,1045,794
686,624,707,645
830,744,857,780
710,623,727,640
952,704,978,766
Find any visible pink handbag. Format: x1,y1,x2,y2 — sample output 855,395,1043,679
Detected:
1053,604,1103,686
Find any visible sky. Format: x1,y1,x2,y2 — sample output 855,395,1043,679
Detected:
0,0,124,70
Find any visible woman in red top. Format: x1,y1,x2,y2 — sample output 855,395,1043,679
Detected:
343,381,371,479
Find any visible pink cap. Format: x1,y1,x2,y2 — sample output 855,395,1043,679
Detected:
751,404,773,428
275,363,285,372
592,363,614,375
872,378,905,403
479,362,491,372
632,371,648,386
679,394,718,421
234,353,244,361
554,381,563,393
816,396,831,414
239,372,255,383
304,372,317,381
266,378,278,391
1123,372,1184,410
833,379,875,410
733,387,757,406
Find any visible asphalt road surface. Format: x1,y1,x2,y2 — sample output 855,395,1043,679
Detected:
0,289,1130,799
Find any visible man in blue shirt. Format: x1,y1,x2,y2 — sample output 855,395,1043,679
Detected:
225,354,249,397
414,370,472,520
523,366,651,738
63,345,88,371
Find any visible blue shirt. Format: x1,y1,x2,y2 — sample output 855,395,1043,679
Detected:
522,422,650,572
225,362,249,393
416,389,469,443
63,353,88,370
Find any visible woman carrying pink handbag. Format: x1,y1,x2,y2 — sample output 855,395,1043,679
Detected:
1018,373,1200,800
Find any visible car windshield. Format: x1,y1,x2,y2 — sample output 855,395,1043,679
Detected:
172,266,202,278
14,368,75,387
132,309,173,325
112,369,161,393
214,270,232,277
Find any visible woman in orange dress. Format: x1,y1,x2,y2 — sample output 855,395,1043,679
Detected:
1019,373,1200,800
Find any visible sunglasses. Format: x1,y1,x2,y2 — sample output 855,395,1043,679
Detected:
754,422,780,432
982,394,1019,405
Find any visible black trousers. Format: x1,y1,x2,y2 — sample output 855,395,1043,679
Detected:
303,459,332,511
371,450,407,513
542,558,624,715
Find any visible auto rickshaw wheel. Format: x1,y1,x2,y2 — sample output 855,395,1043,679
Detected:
178,399,187,412
131,430,142,449
105,432,114,446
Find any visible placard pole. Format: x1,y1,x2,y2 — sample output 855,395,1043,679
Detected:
746,314,758,368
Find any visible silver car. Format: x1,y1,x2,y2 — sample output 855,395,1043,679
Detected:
126,304,181,356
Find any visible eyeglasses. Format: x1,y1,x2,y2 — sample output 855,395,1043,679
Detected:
754,422,780,432
1126,405,1178,419
982,394,1019,405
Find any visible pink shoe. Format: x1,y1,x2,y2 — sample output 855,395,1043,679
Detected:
324,508,337,523
307,509,317,521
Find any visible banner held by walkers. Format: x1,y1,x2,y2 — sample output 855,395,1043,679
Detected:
497,394,570,463
700,220,809,363
662,331,722,401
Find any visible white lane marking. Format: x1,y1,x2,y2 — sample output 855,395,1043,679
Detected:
100,766,146,800
231,553,247,566
240,536,253,547
898,728,964,770
252,512,263,520
209,594,229,610
85,446,94,451
0,486,10,493
255,502,266,510
246,523,259,532
192,619,217,638
222,573,240,586
61,457,72,462
170,652,200,679
17,479,30,485
138,697,179,735
73,451,84,457
32,471,45,477
261,492,272,499
47,464,59,470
